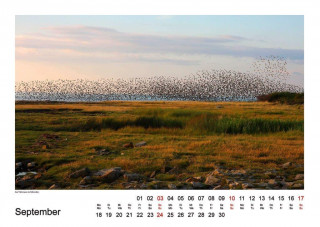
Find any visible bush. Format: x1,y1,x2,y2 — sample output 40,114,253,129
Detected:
257,92,304,105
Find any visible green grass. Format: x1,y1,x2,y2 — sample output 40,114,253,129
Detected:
191,114,303,134
18,114,303,134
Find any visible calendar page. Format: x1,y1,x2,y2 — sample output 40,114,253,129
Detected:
1,1,319,226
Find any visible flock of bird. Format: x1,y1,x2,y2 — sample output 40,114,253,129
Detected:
15,56,303,102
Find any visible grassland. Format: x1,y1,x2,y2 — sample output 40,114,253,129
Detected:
15,101,304,190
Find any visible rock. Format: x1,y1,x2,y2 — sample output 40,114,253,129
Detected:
210,169,224,176
68,168,90,179
213,185,222,190
264,171,272,176
257,182,268,188
279,181,294,188
205,176,220,185
229,169,247,176
295,174,304,180
79,176,93,185
268,179,277,187
99,167,123,183
135,141,147,147
150,171,157,178
123,142,134,149
264,170,277,178
192,182,207,189
242,183,254,189
34,173,42,180
27,162,36,168
16,171,37,177
94,167,122,176
193,176,203,181
16,176,34,189
292,183,303,189
124,173,143,182
186,177,202,183
97,148,111,156
49,184,60,190
168,184,177,189
16,162,22,167
282,162,292,169
228,182,240,189
79,184,95,189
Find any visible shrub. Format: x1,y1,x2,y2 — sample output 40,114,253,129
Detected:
257,92,304,105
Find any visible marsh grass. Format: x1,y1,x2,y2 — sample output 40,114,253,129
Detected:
16,110,303,134
15,101,304,189
71,116,184,131
190,114,303,134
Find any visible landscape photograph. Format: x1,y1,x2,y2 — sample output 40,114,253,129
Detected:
15,15,304,190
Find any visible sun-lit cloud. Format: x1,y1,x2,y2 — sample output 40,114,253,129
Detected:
15,22,303,86
16,25,303,61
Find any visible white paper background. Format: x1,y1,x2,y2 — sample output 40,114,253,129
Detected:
1,1,319,226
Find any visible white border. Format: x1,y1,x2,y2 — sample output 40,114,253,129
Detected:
1,1,320,226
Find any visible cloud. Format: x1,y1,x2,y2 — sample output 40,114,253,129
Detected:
16,25,304,63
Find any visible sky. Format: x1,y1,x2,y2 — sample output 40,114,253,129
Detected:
15,15,304,86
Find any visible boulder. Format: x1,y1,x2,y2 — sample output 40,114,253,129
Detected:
16,162,22,167
135,141,147,147
210,169,224,176
282,162,292,169
123,142,134,149
150,170,157,178
124,173,143,182
292,183,303,189
242,183,254,189
268,179,277,187
97,148,111,156
168,184,177,189
68,168,90,179
94,167,121,176
229,169,247,176
79,176,94,185
192,182,207,189
204,176,220,185
99,167,123,183
186,176,202,183
49,184,60,190
213,185,222,190
228,182,240,189
27,162,36,168
295,174,304,180
140,183,147,189
257,182,268,188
